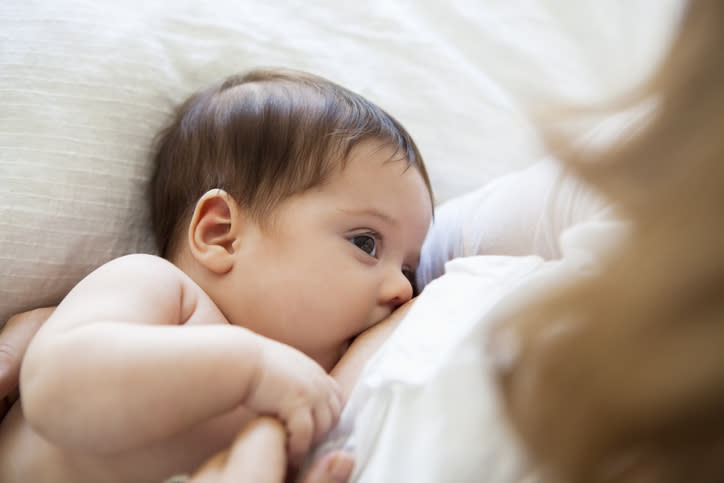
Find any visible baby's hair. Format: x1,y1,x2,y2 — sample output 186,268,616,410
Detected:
150,68,432,258
496,1,724,481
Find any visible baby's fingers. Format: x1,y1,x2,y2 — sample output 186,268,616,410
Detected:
287,410,314,467
312,402,335,444
330,378,344,416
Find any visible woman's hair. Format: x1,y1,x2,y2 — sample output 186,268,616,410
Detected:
150,68,432,258
495,1,724,481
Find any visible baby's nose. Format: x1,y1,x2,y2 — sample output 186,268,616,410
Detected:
380,270,413,308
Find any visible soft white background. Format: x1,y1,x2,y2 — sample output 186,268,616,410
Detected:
1,0,680,324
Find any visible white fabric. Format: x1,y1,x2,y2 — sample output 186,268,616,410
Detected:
318,255,540,483
417,158,611,289
0,0,680,325
307,154,624,481
312,216,627,483
0,1,679,481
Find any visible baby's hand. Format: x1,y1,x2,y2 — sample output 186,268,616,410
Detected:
245,338,343,465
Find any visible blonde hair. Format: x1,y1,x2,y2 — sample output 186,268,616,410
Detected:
495,1,724,481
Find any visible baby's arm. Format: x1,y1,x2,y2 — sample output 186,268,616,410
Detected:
20,254,264,453
20,254,340,460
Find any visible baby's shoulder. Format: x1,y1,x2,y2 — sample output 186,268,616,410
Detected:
90,253,183,283
80,254,216,326
44,254,195,330
104,252,176,271
71,254,187,303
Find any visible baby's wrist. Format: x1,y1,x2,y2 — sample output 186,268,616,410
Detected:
238,331,270,407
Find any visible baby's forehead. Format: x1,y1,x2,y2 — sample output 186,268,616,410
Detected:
334,152,431,216
340,139,432,202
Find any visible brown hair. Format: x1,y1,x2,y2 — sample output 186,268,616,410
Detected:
150,68,432,258
495,1,724,482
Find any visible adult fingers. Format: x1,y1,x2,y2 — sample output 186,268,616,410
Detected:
190,417,286,483
187,448,226,483
299,451,355,483
0,307,54,398
220,417,286,483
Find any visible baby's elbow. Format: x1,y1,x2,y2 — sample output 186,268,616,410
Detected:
20,353,131,456
19,349,75,445
20,358,56,432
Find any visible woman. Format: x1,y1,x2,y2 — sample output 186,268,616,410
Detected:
3,0,724,481
495,0,724,481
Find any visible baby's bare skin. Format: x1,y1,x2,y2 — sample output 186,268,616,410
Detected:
0,269,259,483
2,255,341,483
0,297,412,483
0,398,254,483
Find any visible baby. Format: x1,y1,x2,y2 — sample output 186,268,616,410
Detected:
0,68,433,483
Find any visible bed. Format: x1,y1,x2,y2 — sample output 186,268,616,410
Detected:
0,0,682,480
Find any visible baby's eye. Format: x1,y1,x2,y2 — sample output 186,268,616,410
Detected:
349,234,377,257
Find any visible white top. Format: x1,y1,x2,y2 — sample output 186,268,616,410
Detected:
417,158,611,290
308,160,624,483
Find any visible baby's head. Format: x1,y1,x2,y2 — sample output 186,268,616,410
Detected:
151,68,431,259
150,68,433,368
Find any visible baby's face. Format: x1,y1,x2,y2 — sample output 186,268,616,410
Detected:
224,140,432,370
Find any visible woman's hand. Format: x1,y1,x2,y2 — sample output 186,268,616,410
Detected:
245,339,343,466
188,417,353,483
184,296,416,483
298,450,355,483
0,307,54,420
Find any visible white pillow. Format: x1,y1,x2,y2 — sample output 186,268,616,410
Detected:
0,0,680,325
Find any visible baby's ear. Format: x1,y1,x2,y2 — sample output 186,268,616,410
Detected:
187,189,242,274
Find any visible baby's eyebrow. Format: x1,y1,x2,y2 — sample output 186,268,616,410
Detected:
338,207,398,226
